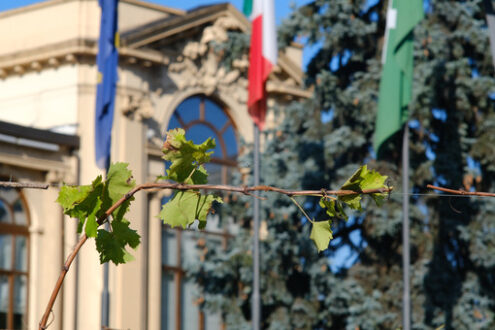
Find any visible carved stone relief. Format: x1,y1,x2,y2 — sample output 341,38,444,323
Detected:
164,16,248,104
122,94,154,120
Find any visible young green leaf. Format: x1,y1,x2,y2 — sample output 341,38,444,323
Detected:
57,183,94,212
319,198,348,220
162,128,215,184
159,191,222,229
83,195,102,238
95,218,140,265
57,176,104,236
338,165,388,209
310,220,333,252
57,162,139,263
101,162,136,221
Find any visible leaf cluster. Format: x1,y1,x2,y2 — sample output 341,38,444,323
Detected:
159,128,223,229
312,165,388,251
57,163,139,265
55,126,389,269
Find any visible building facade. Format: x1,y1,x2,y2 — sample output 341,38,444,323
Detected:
0,1,309,329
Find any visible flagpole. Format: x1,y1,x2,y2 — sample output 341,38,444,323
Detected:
483,0,495,69
252,123,261,330
402,123,410,330
95,0,119,326
102,223,110,328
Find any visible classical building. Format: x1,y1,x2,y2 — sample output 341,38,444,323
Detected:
0,0,309,329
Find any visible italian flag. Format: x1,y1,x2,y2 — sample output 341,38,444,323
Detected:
244,0,277,130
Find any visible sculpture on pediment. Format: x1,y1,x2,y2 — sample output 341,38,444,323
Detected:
166,16,248,102
122,94,154,120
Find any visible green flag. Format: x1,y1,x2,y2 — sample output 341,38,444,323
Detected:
374,0,423,158
243,0,252,16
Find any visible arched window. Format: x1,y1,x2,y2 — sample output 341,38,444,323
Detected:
167,95,238,184
162,95,238,330
0,187,29,330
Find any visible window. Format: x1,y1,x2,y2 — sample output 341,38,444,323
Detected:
167,95,238,185
0,187,29,330
162,96,238,330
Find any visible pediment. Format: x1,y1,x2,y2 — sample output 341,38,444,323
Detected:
121,3,249,49
120,3,307,91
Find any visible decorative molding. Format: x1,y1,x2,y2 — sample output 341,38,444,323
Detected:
13,65,24,75
0,153,70,174
0,38,169,78
46,170,64,184
30,61,42,71
164,16,249,104
159,14,308,106
47,57,59,67
65,54,76,63
122,94,154,120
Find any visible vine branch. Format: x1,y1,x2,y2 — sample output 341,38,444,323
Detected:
38,181,392,329
0,181,49,189
428,184,495,197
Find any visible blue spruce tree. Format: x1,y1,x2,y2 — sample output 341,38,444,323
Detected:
191,1,495,329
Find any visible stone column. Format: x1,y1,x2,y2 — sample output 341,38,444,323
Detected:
75,82,103,330
25,187,63,330
148,191,163,329
110,109,148,330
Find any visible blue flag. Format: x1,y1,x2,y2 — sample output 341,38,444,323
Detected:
95,0,119,170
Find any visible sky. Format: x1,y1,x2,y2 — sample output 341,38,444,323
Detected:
0,0,310,26
0,0,316,68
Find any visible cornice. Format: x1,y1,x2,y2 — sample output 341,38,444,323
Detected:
0,39,170,78
266,82,312,99
121,0,185,16
0,0,184,19
0,0,66,19
121,3,249,48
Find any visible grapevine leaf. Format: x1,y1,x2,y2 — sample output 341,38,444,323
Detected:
96,230,125,264
190,165,208,185
95,219,140,265
310,220,333,252
338,165,388,209
159,191,223,229
162,128,215,183
112,219,141,249
102,162,136,221
339,194,362,211
57,183,93,212
106,162,135,201
57,176,104,235
371,192,387,206
84,196,102,238
319,198,348,220
335,201,349,220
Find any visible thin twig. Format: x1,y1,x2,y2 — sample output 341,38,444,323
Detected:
0,181,49,189
39,234,87,329
427,184,495,197
39,181,393,329
290,196,314,223
110,182,393,198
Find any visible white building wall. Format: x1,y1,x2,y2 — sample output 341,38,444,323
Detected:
0,0,174,57
0,65,79,131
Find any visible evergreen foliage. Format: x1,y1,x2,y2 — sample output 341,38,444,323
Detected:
190,0,495,329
